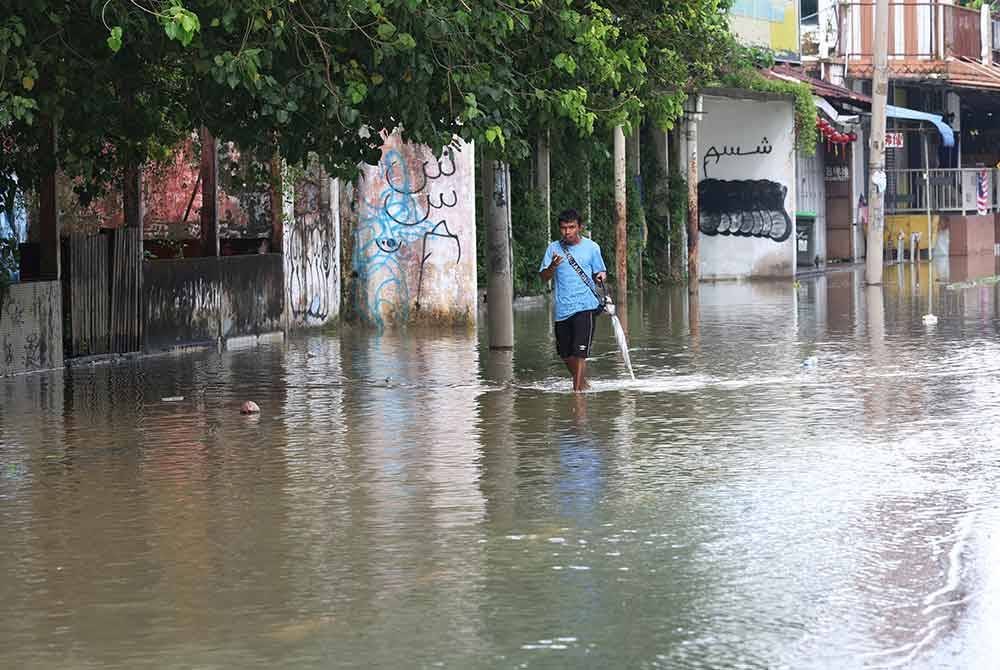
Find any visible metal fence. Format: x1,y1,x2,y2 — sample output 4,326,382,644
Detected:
884,168,999,214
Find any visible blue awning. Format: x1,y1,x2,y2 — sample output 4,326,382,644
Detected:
886,105,955,147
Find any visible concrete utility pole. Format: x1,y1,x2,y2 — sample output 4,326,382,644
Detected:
613,126,627,297
866,0,890,284
685,96,703,293
485,159,514,350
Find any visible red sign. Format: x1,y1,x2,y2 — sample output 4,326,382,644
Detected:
886,132,904,149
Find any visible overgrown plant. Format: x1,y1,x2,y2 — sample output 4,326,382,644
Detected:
719,47,818,155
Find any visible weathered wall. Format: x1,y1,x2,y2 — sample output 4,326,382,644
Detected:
353,133,476,329
0,281,63,376
286,170,340,327
51,137,272,247
885,214,940,255
143,254,284,352
942,214,995,257
698,93,797,279
217,143,273,240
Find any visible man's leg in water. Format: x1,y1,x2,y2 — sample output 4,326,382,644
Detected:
562,356,589,392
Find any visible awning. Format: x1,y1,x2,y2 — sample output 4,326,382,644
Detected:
814,96,860,126
763,64,956,147
886,105,955,147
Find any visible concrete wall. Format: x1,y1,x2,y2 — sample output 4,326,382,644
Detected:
0,281,63,376
698,93,797,279
353,133,476,329
286,171,340,328
143,254,284,352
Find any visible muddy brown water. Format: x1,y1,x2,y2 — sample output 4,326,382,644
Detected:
3,265,1000,668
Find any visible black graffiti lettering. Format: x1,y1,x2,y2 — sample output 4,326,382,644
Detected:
23,333,39,368
6,300,24,327
702,138,772,178
382,192,430,227
375,238,402,253
385,159,427,195
422,149,457,181
415,220,461,311
698,179,792,243
428,191,458,209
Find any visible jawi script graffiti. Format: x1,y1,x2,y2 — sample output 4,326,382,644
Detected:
699,137,792,243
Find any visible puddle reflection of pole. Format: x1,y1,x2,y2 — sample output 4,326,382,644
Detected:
615,284,629,336
866,284,888,428
480,349,516,526
688,287,700,352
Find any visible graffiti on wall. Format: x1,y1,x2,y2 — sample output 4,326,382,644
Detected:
287,172,339,326
698,179,793,242
1,281,62,377
353,137,466,330
699,138,792,243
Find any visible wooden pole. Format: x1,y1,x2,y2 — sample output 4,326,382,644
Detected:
38,118,60,280
199,127,219,257
652,128,670,277
536,130,551,235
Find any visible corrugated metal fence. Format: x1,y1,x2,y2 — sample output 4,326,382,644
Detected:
66,233,110,357
110,227,143,354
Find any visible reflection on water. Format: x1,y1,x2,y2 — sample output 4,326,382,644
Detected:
3,264,1000,668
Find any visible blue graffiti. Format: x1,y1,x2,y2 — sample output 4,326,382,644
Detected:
353,147,459,329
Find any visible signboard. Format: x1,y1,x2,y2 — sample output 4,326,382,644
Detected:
886,132,904,149
729,0,800,63
824,166,850,182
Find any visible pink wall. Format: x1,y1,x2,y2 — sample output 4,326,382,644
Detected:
942,214,995,256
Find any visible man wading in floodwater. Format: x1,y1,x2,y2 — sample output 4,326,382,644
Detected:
539,209,608,392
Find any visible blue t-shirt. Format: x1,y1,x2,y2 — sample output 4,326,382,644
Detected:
540,237,608,322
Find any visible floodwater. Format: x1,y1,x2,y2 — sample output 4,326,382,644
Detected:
3,263,1000,669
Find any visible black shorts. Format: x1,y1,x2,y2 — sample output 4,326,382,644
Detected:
554,309,598,359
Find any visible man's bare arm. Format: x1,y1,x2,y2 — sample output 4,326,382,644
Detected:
540,253,563,281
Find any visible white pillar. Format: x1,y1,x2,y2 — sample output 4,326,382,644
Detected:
946,91,961,167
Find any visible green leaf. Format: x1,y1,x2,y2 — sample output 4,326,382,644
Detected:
347,81,368,104
397,32,416,50
553,53,577,75
376,22,396,41
107,26,123,53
